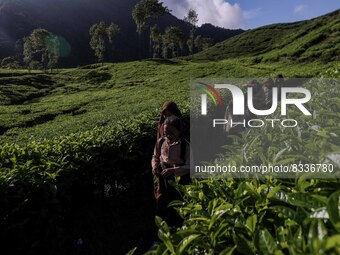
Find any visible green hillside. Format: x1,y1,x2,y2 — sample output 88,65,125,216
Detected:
0,60,338,254
194,9,340,63
0,9,339,255
0,58,337,144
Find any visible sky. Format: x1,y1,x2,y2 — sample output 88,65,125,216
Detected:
162,0,340,29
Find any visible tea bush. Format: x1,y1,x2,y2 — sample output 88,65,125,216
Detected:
147,77,340,254
0,111,160,254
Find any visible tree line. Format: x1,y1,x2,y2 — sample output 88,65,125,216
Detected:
132,0,212,59
0,0,213,70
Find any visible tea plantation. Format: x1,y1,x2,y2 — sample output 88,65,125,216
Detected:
0,58,339,254
0,10,340,253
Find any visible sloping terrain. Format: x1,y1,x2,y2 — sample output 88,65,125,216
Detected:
0,9,339,143
194,9,340,63
0,58,337,144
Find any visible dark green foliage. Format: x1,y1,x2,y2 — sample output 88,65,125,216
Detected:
89,22,107,63
0,113,160,254
147,74,340,254
194,35,213,52
23,29,60,71
0,54,338,255
106,23,120,44
163,26,185,58
0,57,21,69
46,35,60,70
184,9,198,56
132,0,169,58
132,0,169,35
150,24,162,58
89,22,120,64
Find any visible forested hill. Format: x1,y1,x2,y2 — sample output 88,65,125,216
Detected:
0,0,243,66
194,9,340,63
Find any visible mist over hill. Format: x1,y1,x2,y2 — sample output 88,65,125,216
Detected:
0,0,243,66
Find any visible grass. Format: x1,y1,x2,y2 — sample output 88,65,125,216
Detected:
0,9,339,144
0,58,338,144
0,10,339,254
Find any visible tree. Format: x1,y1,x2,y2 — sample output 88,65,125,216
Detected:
22,28,60,71
89,22,107,64
132,1,147,36
150,24,162,58
187,38,193,56
163,26,184,58
89,22,120,64
162,38,168,59
46,35,60,70
194,35,213,52
132,0,169,58
106,22,120,60
201,37,213,50
107,23,120,44
184,9,198,56
23,36,33,71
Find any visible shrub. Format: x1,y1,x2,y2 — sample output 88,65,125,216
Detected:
147,78,340,254
0,112,159,254
1,57,21,69
82,70,112,83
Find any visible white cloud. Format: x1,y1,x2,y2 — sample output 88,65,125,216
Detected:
293,4,308,15
162,0,244,29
